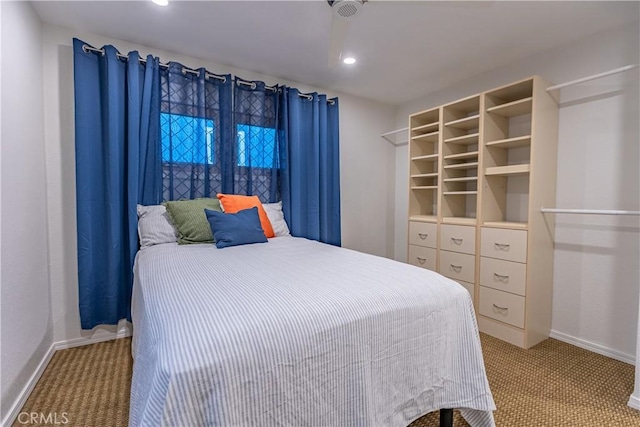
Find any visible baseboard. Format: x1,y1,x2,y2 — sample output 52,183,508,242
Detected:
54,327,131,351
1,343,56,427
2,329,131,427
628,394,640,411
550,329,635,365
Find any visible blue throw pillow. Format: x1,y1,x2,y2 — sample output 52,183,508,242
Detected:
204,207,268,249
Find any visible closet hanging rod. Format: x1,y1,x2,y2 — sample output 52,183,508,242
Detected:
380,127,408,146
82,44,227,82
381,127,409,138
540,208,640,216
546,64,639,91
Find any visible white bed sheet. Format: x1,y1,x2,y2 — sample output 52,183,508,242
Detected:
130,237,495,426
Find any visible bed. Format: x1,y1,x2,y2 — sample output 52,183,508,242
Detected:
129,236,495,426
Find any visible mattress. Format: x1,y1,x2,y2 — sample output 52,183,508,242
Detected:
130,237,495,426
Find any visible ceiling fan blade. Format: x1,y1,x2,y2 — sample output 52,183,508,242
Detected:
328,15,349,67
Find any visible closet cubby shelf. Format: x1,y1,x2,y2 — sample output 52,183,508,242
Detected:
486,97,532,117
411,173,439,178
485,135,532,149
443,191,478,195
411,131,439,142
411,186,438,190
442,217,477,225
443,176,478,183
444,133,480,145
409,214,437,223
483,221,528,230
412,121,439,133
485,164,530,176
443,161,478,170
411,154,439,161
444,151,479,161
444,114,480,131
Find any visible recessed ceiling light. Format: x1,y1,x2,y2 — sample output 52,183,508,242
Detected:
152,0,169,6
343,57,356,65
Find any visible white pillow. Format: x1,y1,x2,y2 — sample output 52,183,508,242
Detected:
263,201,290,237
137,204,178,248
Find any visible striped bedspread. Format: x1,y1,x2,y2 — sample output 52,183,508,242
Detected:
130,237,495,426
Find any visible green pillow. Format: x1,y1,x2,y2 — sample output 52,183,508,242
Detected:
164,198,222,244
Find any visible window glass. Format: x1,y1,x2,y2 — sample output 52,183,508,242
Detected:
236,124,276,168
161,113,215,164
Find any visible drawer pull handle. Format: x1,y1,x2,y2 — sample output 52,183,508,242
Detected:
494,273,510,282
416,257,426,265
418,233,428,240
450,237,463,245
494,242,511,250
450,264,462,272
493,303,509,313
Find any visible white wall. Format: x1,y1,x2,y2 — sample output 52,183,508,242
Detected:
0,1,53,423
392,23,640,360
41,24,396,344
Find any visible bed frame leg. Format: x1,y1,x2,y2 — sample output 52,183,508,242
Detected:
439,408,453,427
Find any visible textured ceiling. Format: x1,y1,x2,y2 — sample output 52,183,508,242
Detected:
32,0,639,105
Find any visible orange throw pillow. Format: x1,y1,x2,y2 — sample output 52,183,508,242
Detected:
217,194,275,238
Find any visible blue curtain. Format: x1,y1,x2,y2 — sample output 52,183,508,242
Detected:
73,39,162,329
279,88,341,246
230,79,281,202
160,64,232,201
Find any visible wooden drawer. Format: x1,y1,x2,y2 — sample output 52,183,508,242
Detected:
439,250,475,283
408,245,436,271
480,257,526,296
479,286,525,329
440,224,475,255
408,221,437,248
481,227,527,263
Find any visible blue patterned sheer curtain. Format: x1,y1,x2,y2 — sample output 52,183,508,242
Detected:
231,80,281,202
160,64,232,201
73,39,162,329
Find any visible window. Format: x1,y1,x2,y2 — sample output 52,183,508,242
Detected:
236,124,277,169
161,113,215,165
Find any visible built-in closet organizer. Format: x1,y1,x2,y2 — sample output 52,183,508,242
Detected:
407,76,559,349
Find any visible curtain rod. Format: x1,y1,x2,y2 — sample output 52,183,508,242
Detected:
83,44,336,105
235,78,335,104
82,44,226,82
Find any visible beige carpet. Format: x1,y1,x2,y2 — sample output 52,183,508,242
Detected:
14,334,640,426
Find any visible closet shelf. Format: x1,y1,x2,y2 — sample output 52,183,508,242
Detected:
443,176,478,183
443,191,478,196
411,131,439,142
444,151,479,161
411,173,439,178
444,115,480,131
412,121,439,133
411,186,438,190
411,154,439,161
442,217,477,225
409,214,437,223
485,164,530,176
486,135,531,149
483,221,528,230
444,133,479,145
444,161,478,170
487,97,532,117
